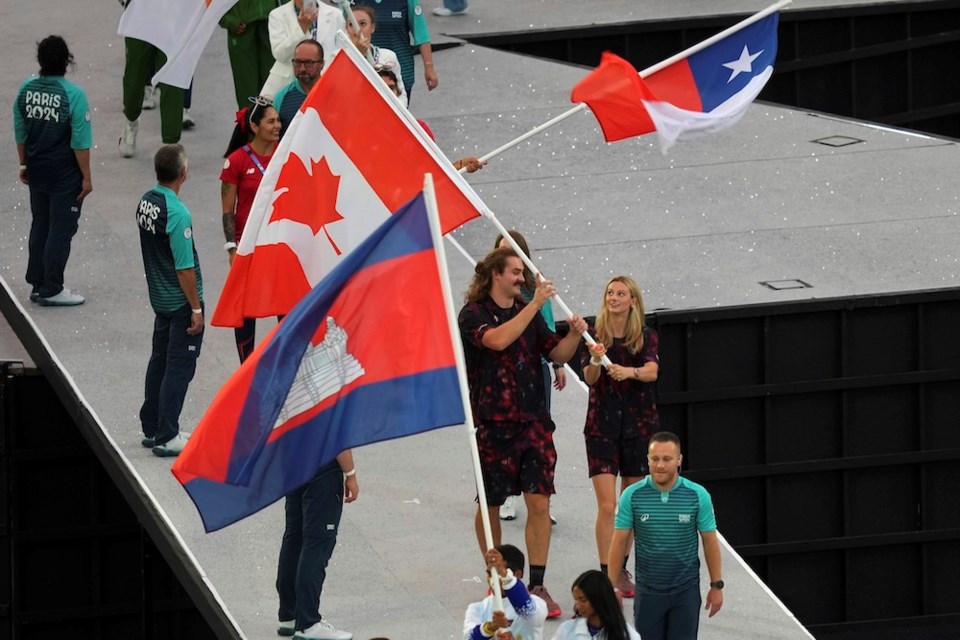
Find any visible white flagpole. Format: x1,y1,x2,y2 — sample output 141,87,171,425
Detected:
423,174,504,611
466,0,792,166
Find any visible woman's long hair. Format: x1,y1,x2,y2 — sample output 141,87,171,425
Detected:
572,570,632,640
595,275,645,354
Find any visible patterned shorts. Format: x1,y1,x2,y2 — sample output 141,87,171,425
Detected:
476,418,557,506
585,434,649,478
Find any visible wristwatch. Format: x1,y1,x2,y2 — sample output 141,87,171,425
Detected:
709,580,724,590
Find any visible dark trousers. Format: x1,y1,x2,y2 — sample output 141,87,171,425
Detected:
140,305,203,445
123,37,184,143
235,315,283,363
276,461,344,630
235,317,257,363
226,20,273,108
634,583,702,640
26,185,82,298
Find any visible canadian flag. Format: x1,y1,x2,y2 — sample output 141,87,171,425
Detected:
212,42,487,328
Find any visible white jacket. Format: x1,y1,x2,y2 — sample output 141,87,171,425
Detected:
550,617,642,640
463,573,547,640
267,2,344,85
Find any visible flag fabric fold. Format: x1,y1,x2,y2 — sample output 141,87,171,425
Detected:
212,42,486,328
572,12,780,151
172,192,466,532
118,0,238,90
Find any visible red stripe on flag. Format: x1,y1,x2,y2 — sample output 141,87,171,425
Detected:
645,59,703,112
571,52,658,142
212,244,311,327
267,248,455,441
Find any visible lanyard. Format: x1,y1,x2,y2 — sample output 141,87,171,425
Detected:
242,145,267,175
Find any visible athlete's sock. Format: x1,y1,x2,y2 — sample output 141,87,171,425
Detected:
529,565,546,587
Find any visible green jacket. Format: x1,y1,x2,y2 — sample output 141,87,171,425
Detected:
220,0,288,31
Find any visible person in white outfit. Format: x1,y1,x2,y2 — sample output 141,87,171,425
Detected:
463,545,547,640
262,0,344,99
551,571,641,640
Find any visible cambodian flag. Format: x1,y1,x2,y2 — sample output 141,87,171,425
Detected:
172,192,466,532
572,10,781,151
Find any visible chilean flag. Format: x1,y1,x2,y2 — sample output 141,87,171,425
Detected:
172,192,466,532
572,12,780,150
212,42,486,328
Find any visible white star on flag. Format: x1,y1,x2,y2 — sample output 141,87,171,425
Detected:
723,45,763,82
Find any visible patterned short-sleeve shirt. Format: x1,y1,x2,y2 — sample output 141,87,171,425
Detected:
459,297,560,423
582,325,660,440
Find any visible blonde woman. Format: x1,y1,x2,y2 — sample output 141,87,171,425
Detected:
583,276,660,599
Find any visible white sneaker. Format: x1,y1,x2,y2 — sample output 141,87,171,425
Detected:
142,86,156,110
277,620,296,636
38,288,85,307
294,619,352,640
499,495,517,521
182,108,195,130
432,6,467,16
152,433,189,457
119,119,138,158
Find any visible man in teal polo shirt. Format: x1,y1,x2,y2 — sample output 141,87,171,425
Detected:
609,431,724,639
136,144,204,458
273,39,324,139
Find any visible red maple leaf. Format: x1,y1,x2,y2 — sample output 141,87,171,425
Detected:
271,152,344,255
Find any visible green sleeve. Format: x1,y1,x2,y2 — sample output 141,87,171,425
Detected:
273,82,291,109
696,485,718,532
220,6,242,31
66,81,92,150
166,203,197,271
13,79,31,144
408,0,431,46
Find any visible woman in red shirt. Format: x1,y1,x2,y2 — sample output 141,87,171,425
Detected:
220,98,281,362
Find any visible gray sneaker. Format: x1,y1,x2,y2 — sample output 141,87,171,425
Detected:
152,433,189,457
294,619,351,640
277,620,296,636
119,119,138,158
38,288,85,306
